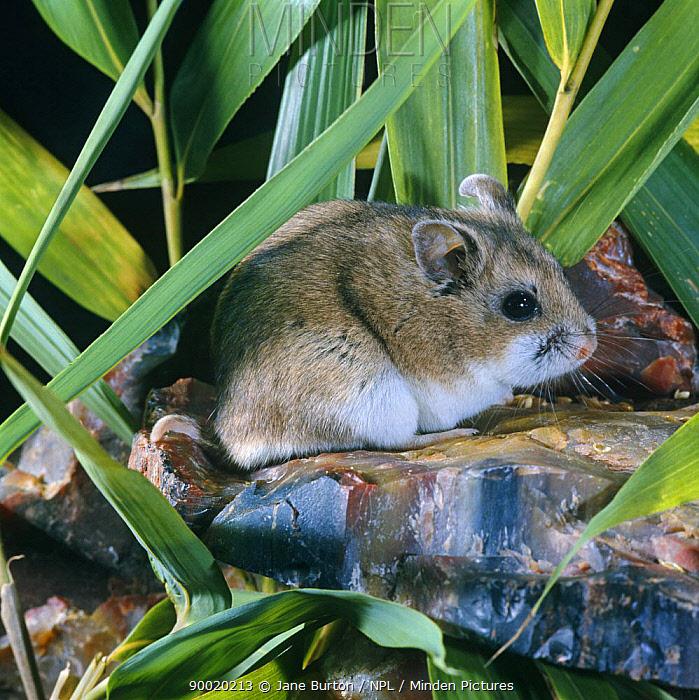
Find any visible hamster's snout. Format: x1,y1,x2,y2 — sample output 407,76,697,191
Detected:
572,318,597,363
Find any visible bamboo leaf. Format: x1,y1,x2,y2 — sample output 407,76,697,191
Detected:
523,0,699,265
0,351,230,627
367,132,396,203
0,0,182,346
377,0,507,207
268,0,368,201
499,0,699,325
30,0,151,111
0,0,475,462
93,94,546,194
538,663,620,700
498,0,559,112
0,259,134,443
512,413,699,655
611,678,678,700
109,598,177,664
428,640,548,699
503,95,547,165
620,140,699,326
171,0,322,180
108,589,448,699
0,110,156,322
534,0,595,79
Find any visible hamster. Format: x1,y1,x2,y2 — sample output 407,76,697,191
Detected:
199,174,596,470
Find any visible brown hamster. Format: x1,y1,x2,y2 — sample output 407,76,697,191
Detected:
199,175,596,470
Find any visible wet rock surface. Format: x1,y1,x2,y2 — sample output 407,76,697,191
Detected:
131,377,699,687
566,222,697,396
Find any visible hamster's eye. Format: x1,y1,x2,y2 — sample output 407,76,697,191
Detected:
501,290,540,321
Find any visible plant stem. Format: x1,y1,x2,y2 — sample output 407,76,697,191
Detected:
517,0,615,222
147,0,183,266
0,531,45,700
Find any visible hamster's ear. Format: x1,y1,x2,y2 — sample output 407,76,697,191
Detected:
459,174,516,214
412,220,481,284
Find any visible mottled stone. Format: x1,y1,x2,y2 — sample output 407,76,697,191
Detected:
0,594,163,697
566,222,697,396
201,402,699,686
129,378,247,531
0,321,181,573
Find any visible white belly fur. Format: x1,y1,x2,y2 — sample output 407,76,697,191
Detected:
408,367,512,432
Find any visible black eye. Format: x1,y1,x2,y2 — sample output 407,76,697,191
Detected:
501,290,540,321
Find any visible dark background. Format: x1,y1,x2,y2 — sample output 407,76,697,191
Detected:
0,0,663,420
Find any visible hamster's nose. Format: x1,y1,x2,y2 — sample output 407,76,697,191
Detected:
576,333,597,361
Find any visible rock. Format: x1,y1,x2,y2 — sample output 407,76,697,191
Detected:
566,222,697,397
128,376,699,687
0,594,163,697
303,627,431,699
129,378,247,531
170,391,694,686
0,320,181,574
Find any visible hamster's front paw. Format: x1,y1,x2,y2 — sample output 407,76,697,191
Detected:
150,414,201,443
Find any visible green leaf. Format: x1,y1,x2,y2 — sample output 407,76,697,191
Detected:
108,589,447,699
30,0,151,111
171,0,322,180
534,0,594,79
109,598,177,663
377,0,506,207
367,132,396,203
268,0,368,201
0,351,230,627
428,640,547,699
503,95,548,165
611,678,678,700
0,0,182,346
538,663,620,700
0,259,134,443
519,413,699,645
523,0,699,265
499,0,558,112
0,110,156,322
499,0,699,325
0,0,474,462
620,140,699,326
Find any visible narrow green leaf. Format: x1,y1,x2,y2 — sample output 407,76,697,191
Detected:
498,0,559,112
0,351,230,627
268,0,368,201
109,598,177,663
620,140,699,326
539,663,620,700
171,0,321,180
0,259,133,443
367,132,396,203
377,0,506,207
520,413,699,646
502,95,548,165
30,0,151,111
0,0,474,462
0,0,181,345
523,0,699,265
108,589,447,699
0,110,156,322
534,0,595,79
499,0,699,325
428,640,547,699
611,678,678,700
